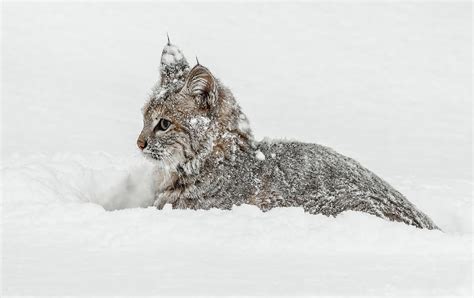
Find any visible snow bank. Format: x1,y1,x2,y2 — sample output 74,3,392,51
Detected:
3,153,156,210
2,153,472,295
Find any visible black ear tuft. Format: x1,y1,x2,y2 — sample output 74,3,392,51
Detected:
185,65,218,108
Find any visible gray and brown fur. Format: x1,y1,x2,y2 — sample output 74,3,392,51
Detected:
137,42,438,230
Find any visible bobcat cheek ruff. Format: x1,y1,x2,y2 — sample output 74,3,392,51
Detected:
137,39,439,230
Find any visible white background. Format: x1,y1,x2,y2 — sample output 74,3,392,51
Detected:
2,2,472,296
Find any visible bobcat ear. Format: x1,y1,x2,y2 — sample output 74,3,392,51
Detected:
184,65,218,108
159,40,190,88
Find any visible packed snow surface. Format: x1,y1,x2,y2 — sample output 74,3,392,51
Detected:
2,2,472,296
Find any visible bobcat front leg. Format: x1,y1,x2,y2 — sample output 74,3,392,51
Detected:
153,187,185,209
153,193,167,209
151,168,179,209
153,186,200,210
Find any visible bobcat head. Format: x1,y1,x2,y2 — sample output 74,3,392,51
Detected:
137,42,253,178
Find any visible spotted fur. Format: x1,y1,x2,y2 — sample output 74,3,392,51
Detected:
137,42,439,230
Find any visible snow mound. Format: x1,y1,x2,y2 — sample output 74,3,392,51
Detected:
2,153,472,295
3,153,157,211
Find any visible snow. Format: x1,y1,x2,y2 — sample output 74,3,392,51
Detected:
189,116,211,128
237,115,250,131
161,44,185,66
255,150,266,161
1,2,472,296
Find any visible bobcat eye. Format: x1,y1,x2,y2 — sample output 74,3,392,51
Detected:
155,118,171,132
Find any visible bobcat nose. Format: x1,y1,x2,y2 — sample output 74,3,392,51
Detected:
137,138,147,150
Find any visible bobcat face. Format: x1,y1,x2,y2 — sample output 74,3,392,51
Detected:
137,65,219,173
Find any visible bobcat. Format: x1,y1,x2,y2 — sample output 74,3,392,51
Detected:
137,41,439,230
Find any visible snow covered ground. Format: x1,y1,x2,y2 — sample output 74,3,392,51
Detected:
1,2,472,296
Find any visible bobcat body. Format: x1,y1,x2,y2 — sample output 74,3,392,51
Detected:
137,42,438,230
